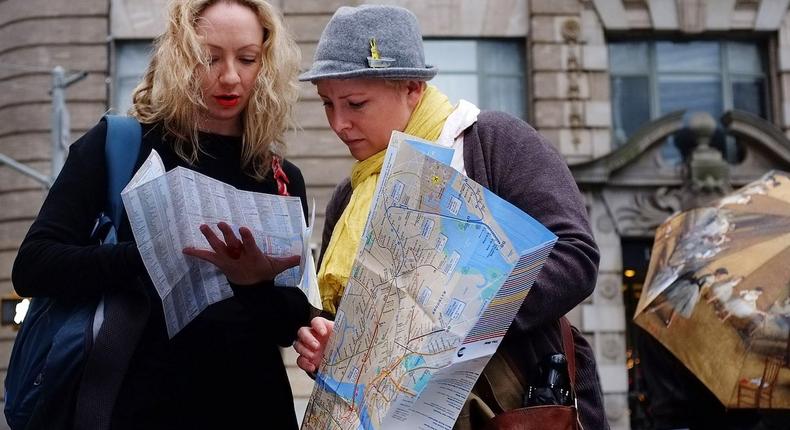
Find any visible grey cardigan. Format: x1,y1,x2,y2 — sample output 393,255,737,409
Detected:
319,111,608,429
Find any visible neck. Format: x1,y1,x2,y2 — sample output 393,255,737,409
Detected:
200,117,243,136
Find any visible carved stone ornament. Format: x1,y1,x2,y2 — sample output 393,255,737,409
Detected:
561,19,581,42
596,214,615,234
598,278,620,300
567,51,580,71
570,103,584,127
601,334,623,360
567,72,581,99
615,187,683,235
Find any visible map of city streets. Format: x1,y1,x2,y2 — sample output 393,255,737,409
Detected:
302,133,557,430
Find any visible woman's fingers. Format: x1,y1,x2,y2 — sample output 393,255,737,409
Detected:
295,319,335,374
182,247,218,265
217,222,243,258
294,341,319,361
185,223,299,284
238,227,258,254
295,340,323,373
195,223,249,260
297,325,320,349
199,224,226,252
269,255,301,274
311,317,327,337
296,355,317,373
311,317,335,339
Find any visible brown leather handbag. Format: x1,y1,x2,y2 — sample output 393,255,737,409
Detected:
455,317,582,430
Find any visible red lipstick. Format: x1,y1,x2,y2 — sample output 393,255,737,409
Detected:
214,95,239,107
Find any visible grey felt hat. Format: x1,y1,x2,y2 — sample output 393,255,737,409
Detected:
298,5,437,82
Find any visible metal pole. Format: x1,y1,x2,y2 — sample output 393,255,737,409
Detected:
49,66,87,184
0,66,86,188
50,66,67,182
0,153,51,186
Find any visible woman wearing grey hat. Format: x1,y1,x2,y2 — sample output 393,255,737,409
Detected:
291,4,607,429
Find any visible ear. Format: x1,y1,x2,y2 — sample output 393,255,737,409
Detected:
405,80,426,110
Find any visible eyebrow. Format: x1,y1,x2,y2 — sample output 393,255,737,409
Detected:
317,92,367,100
206,43,261,51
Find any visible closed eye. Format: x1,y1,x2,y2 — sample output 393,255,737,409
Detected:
348,100,366,109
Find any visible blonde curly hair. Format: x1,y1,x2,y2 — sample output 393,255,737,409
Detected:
129,0,300,180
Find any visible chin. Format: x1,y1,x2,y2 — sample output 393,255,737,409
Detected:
350,151,367,161
208,110,243,122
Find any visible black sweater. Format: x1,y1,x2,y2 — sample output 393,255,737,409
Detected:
13,120,311,429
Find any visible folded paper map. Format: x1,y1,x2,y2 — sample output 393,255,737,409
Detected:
302,132,557,430
121,150,320,338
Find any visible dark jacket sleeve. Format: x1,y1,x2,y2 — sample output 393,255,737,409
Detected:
314,178,352,320
231,283,311,346
12,120,144,298
230,159,312,345
465,112,600,331
316,178,352,271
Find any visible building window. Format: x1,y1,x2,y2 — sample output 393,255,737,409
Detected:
114,39,528,120
424,39,526,119
113,41,153,114
609,40,768,164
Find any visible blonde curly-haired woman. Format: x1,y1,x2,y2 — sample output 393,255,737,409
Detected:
13,1,308,428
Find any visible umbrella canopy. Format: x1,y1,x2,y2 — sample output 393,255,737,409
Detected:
635,171,790,409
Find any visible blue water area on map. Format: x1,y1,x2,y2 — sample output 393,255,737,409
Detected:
413,370,430,393
399,354,431,394
402,354,431,393
402,138,556,257
397,139,557,306
316,374,372,428
403,354,426,369
404,139,454,165
434,182,512,292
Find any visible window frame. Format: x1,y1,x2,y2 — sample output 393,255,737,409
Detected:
608,37,771,148
111,39,154,115
423,37,528,120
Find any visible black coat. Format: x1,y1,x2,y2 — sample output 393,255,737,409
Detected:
13,120,311,429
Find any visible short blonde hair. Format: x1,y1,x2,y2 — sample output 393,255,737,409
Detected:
130,0,300,180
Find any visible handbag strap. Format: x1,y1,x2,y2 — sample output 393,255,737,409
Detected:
498,316,577,391
559,316,585,430
559,316,576,390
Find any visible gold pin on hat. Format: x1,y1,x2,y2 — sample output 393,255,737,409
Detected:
367,38,395,68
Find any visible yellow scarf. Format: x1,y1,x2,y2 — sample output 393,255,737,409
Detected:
317,85,455,314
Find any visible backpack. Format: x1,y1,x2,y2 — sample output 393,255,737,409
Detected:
4,115,142,430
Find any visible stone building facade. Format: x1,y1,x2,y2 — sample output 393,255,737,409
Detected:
3,1,790,429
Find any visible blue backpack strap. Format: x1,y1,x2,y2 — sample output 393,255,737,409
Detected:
4,117,142,430
102,115,142,229
91,115,141,339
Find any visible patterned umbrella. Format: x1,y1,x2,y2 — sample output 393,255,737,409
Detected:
634,171,790,409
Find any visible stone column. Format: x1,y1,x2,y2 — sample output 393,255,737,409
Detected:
530,0,611,164
531,1,627,428
587,192,630,430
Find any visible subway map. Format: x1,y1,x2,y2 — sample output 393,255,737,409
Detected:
302,132,557,430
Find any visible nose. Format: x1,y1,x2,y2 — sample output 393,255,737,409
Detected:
218,60,241,87
328,108,351,135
